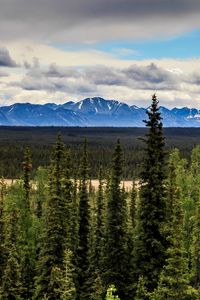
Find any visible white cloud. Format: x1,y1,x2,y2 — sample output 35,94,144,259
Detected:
0,52,198,108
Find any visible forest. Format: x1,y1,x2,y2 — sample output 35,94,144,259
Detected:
0,94,200,299
0,126,200,179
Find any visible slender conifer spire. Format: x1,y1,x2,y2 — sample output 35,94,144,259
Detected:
77,138,91,299
133,94,167,292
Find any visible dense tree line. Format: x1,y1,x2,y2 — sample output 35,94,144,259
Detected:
1,126,200,179
0,95,200,299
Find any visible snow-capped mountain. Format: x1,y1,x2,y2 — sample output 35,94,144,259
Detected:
0,97,200,127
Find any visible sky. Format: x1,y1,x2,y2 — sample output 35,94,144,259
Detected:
0,0,200,108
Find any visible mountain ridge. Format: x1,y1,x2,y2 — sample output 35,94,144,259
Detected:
0,97,200,127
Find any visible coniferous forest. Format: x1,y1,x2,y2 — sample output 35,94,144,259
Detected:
1,95,200,299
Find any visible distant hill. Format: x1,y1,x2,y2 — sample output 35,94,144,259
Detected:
0,97,200,127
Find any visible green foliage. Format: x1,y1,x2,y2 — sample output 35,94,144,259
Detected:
1,126,200,180
88,167,105,299
0,202,23,299
1,107,200,299
105,285,120,300
90,273,104,300
191,196,200,287
0,177,6,284
151,187,189,300
34,135,71,299
103,140,131,300
77,139,91,299
133,94,167,292
50,249,76,300
130,181,137,230
135,276,149,300
35,166,48,218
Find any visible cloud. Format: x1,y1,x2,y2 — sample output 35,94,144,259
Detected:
0,0,200,42
1,52,200,108
10,62,182,96
0,71,9,77
0,47,17,67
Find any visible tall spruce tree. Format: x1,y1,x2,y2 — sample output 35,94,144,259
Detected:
62,150,74,250
94,166,104,273
89,167,105,300
151,189,190,300
77,139,90,299
19,147,35,298
192,196,200,287
34,135,69,299
0,203,22,299
103,140,130,300
133,94,167,292
0,177,6,285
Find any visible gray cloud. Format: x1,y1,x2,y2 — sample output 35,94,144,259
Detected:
0,71,9,77
184,71,200,85
0,47,17,67
11,62,182,94
0,0,200,42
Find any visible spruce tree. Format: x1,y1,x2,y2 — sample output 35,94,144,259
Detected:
0,203,22,299
192,196,200,287
135,276,149,300
105,285,120,300
133,94,167,292
0,177,6,285
103,140,130,300
50,249,76,300
35,167,48,219
94,166,104,273
151,189,190,300
34,134,69,299
22,147,32,208
89,167,105,300
19,147,35,298
70,173,79,267
77,139,90,299
164,149,181,238
62,150,74,250
130,180,137,230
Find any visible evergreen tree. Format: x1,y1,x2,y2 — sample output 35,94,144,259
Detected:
165,149,180,222
105,285,120,300
77,139,90,299
62,150,74,250
19,147,35,298
182,146,200,268
35,167,48,218
192,196,200,287
22,147,32,208
34,135,69,299
50,249,76,300
90,273,103,300
94,166,104,272
151,189,190,300
0,177,6,285
89,167,105,299
0,203,22,299
135,276,149,300
103,140,130,300
70,173,79,266
133,94,167,292
130,180,137,230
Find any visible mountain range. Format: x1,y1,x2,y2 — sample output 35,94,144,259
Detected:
0,97,200,127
